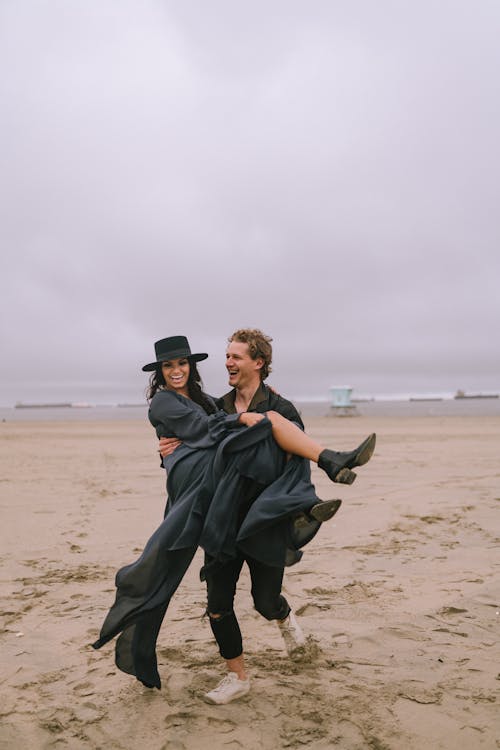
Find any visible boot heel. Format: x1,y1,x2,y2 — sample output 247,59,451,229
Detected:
335,468,356,485
310,498,342,522
294,512,312,529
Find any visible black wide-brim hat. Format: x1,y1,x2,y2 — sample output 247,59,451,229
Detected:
142,335,208,372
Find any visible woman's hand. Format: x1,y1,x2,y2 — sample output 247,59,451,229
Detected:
159,436,182,458
238,412,265,427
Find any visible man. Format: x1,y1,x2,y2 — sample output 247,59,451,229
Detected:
159,329,335,705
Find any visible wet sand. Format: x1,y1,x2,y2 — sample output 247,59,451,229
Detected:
1,415,499,749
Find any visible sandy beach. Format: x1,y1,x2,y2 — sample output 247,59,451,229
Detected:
1,414,499,749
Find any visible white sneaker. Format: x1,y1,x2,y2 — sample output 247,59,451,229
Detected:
278,611,306,657
204,672,251,705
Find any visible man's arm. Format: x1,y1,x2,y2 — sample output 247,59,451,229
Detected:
159,436,182,458
159,391,302,457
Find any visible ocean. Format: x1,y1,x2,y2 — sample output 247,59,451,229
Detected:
2,396,500,422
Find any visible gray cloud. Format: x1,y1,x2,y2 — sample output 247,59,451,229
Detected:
1,1,499,404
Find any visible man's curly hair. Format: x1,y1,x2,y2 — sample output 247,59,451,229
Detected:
228,328,273,381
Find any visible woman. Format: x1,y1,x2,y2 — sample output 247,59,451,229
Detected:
93,336,375,690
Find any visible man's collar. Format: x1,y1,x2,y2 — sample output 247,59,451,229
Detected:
247,382,268,411
220,390,237,413
220,382,268,413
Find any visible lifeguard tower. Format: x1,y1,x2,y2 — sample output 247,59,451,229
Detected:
329,385,359,416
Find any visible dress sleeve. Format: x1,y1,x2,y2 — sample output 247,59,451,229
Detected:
148,390,241,448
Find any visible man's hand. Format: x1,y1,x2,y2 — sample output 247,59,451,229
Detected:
159,436,182,458
238,412,265,427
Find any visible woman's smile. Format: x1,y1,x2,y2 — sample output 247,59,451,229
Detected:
161,358,190,394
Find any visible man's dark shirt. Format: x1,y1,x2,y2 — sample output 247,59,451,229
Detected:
215,382,305,528
215,382,304,430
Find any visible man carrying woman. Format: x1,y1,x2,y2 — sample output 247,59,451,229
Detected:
93,330,376,703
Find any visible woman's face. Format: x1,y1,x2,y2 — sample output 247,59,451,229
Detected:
161,357,190,395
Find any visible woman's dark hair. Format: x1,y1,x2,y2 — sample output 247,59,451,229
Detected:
146,360,216,414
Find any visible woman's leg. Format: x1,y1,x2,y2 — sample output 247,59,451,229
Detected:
265,411,322,461
265,411,376,484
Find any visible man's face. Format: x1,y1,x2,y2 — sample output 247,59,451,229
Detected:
225,341,263,390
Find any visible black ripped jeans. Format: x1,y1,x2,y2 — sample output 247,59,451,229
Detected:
205,552,290,660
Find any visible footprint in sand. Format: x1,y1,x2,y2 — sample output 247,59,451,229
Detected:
71,681,96,697
437,606,468,616
296,603,331,615
289,636,321,663
66,542,85,553
304,586,336,596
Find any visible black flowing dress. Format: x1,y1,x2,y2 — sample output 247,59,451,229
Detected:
92,390,322,688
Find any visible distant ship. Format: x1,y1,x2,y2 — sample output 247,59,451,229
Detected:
454,389,499,400
409,397,443,402
15,402,72,409
14,402,92,409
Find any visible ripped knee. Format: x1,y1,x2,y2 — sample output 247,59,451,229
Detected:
206,608,234,621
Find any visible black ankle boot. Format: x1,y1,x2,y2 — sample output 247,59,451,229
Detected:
294,499,342,529
318,433,376,484
309,498,342,522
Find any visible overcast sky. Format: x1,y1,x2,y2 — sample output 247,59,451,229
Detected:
1,1,499,405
